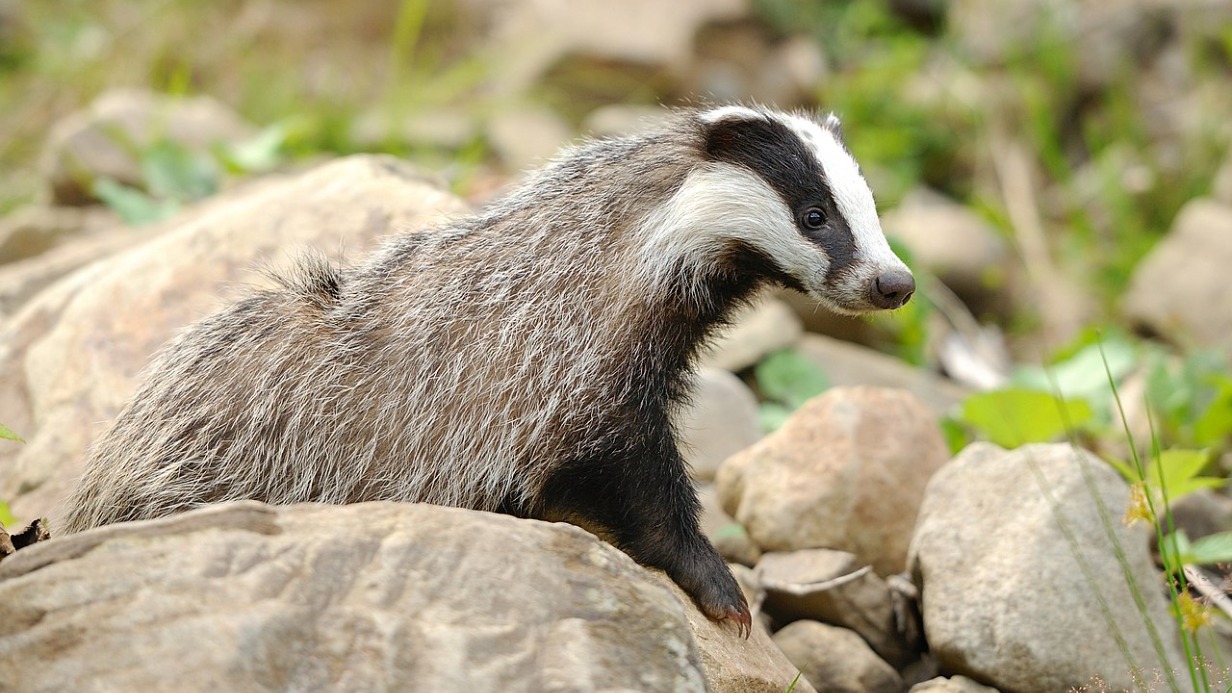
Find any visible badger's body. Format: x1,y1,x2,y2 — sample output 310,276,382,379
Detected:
64,106,913,633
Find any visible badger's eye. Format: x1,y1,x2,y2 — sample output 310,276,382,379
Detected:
801,207,826,231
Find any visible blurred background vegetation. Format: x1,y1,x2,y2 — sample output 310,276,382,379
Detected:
1,0,1230,454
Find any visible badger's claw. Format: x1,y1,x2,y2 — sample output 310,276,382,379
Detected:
725,603,752,639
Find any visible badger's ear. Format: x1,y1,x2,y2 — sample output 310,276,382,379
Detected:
699,106,777,163
822,112,845,143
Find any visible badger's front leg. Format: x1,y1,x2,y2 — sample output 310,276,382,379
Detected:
539,430,752,637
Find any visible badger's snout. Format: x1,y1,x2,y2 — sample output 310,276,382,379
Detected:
870,269,915,310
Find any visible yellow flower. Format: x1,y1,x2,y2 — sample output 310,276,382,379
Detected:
1175,591,1212,632
1123,482,1154,526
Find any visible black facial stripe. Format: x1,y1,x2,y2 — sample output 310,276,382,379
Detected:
703,113,860,279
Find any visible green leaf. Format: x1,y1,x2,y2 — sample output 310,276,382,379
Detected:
0,500,15,527
1187,531,1232,566
958,388,1094,448
93,178,180,225
758,402,795,435
1151,448,1214,494
755,349,829,410
141,140,218,202
215,123,287,174
0,422,23,442
1193,380,1232,447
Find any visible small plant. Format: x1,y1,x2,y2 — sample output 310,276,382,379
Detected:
753,348,829,433
94,123,289,226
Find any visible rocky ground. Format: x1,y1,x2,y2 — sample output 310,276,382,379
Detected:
2,1,1232,692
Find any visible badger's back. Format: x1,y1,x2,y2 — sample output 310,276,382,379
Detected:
64,126,704,532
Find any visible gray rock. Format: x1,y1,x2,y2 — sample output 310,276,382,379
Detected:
484,0,747,97
881,188,1012,315
772,620,902,693
0,205,120,265
794,333,968,416
1123,198,1232,351
699,297,802,372
697,483,762,567
717,387,949,575
582,104,673,138
0,501,711,692
485,105,573,172
757,549,921,667
909,676,1001,693
0,222,147,318
677,367,762,482
908,442,1185,693
0,156,472,523
39,88,256,205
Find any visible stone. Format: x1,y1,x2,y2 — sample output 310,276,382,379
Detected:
0,156,471,523
39,88,256,205
676,367,762,482
880,187,1012,315
0,501,711,692
908,442,1185,693
697,483,762,568
485,106,573,172
0,204,120,265
910,676,1002,693
1123,198,1232,351
0,223,147,318
581,104,673,138
700,297,803,372
716,387,949,575
756,549,921,667
795,333,969,416
772,620,902,693
484,0,747,97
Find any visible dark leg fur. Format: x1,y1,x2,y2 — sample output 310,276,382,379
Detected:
539,424,751,637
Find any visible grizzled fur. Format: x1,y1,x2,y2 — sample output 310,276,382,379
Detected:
63,106,913,633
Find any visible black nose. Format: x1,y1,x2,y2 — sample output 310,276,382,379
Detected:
871,270,915,309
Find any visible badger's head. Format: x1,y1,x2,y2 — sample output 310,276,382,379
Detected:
648,105,914,315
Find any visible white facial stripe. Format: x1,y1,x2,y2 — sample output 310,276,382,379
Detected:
635,163,829,293
779,113,907,272
699,105,764,124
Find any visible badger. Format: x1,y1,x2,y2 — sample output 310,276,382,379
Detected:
63,105,913,635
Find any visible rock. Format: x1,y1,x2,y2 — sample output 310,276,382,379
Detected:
0,501,714,692
756,549,921,667
684,20,824,108
795,333,968,416
485,0,748,97
653,571,817,693
1166,489,1232,543
908,442,1185,692
697,484,762,568
39,88,256,205
0,223,147,318
582,104,673,138
700,297,803,372
717,387,949,575
677,367,762,482
0,156,471,523
1123,198,1232,351
910,676,1001,693
485,105,573,172
880,188,1012,316
0,205,120,265
772,620,903,693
